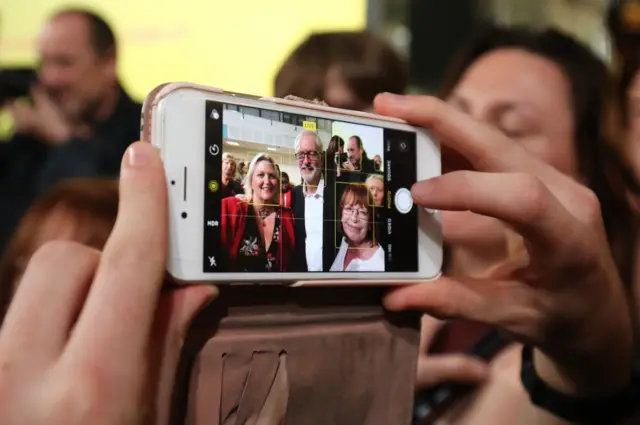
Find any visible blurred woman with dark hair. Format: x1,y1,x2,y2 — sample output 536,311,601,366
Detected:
411,26,638,425
0,178,119,322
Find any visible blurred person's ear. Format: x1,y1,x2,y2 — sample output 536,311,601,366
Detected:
99,46,117,81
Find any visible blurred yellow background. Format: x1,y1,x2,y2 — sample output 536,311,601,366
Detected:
0,0,366,137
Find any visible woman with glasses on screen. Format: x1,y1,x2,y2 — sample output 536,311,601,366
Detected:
330,184,384,272
220,153,296,272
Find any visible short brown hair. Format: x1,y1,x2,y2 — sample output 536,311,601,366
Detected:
338,184,376,244
52,8,117,58
275,31,408,107
0,178,119,321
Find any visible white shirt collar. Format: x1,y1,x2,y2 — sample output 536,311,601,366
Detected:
303,176,324,198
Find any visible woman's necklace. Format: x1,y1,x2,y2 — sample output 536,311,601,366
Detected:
257,207,273,226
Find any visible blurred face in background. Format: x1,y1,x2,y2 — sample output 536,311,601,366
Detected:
37,13,116,123
222,158,236,180
367,177,384,207
346,137,362,166
281,175,290,190
445,48,578,247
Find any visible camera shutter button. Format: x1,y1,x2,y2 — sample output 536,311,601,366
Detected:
394,188,413,214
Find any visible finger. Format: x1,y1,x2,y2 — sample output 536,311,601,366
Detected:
7,101,30,120
375,94,595,211
384,277,538,329
374,94,532,172
411,171,578,249
68,142,168,360
415,354,489,390
420,315,446,353
0,242,99,368
150,285,218,425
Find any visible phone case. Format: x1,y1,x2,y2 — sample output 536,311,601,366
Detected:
141,83,440,287
171,286,421,425
141,83,410,146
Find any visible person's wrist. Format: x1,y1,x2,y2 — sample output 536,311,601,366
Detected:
533,348,632,398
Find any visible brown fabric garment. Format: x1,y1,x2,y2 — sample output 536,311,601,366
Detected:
171,286,420,425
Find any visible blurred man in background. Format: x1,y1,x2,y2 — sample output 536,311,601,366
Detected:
0,8,141,255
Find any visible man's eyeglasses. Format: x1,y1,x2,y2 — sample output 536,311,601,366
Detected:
295,151,319,161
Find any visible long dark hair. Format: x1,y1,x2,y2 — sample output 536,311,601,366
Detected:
440,26,637,289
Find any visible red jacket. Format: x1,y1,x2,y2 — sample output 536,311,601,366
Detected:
220,197,296,272
281,189,292,209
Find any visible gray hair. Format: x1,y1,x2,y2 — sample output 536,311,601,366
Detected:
222,152,236,167
294,130,323,154
365,174,384,187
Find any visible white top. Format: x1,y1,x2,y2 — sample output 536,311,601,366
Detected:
330,237,385,272
303,177,325,271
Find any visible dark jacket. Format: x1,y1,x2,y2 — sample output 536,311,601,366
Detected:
0,86,141,255
290,175,338,272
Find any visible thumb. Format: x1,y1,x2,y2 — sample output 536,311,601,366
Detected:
415,353,489,390
150,284,219,425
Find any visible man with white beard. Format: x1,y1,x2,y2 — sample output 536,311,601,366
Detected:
290,130,337,271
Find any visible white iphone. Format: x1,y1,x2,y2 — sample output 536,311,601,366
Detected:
141,83,442,284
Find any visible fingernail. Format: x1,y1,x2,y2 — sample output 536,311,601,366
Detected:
411,179,436,204
125,143,151,168
380,92,407,106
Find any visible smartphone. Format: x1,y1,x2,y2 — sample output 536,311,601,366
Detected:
0,68,36,103
141,83,442,284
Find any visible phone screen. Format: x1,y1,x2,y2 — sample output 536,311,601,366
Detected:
203,100,418,274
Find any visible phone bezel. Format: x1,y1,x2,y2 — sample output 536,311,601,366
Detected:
147,86,442,283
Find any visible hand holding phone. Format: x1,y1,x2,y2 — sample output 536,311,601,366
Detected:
142,83,442,284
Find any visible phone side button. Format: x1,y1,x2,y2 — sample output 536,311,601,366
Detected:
394,188,413,214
